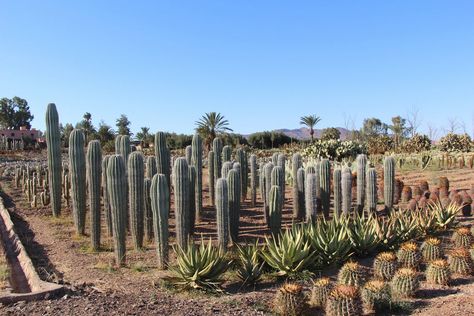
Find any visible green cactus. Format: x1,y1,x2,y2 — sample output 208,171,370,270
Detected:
45,103,62,217
228,169,241,242
145,156,157,180
213,137,223,181
342,169,352,215
107,155,127,265
236,148,248,202
373,252,397,281
310,277,332,308
208,150,215,206
250,154,257,207
452,227,473,248
397,241,422,269
305,173,318,222
291,154,302,218
391,268,419,298
222,161,233,179
272,152,279,166
102,155,113,237
86,140,102,250
448,248,473,275
338,261,366,287
356,154,367,213
185,145,192,165
325,285,362,316
144,178,153,242
188,165,196,234
191,134,203,222
263,162,274,224
222,145,232,162
150,174,169,269
333,168,342,216
119,135,131,165
366,167,377,213
69,129,86,235
271,165,284,193
155,132,171,189
173,157,190,249
320,159,330,217
361,280,390,313
216,178,229,252
384,156,395,211
128,151,144,249
426,259,451,285
115,135,122,156
421,237,443,262
277,153,286,201
273,283,307,316
296,167,305,220
268,185,282,235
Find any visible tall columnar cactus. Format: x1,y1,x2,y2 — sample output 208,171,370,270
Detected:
236,148,248,202
277,154,286,201
216,178,229,252
208,150,215,206
296,167,305,220
185,145,192,165
272,152,279,166
222,145,232,162
144,178,153,242
145,156,157,180
222,161,233,178
333,168,342,216
188,165,196,234
384,156,396,211
342,169,352,214
268,185,282,235
264,162,274,224
155,132,171,189
102,155,113,237
128,152,144,249
115,135,122,156
173,157,190,249
320,159,331,217
69,129,86,235
45,103,62,217
305,173,318,222
292,154,302,218
119,135,131,165
151,174,169,269
250,154,257,207
86,140,102,250
356,154,367,213
191,134,203,222
271,165,285,193
366,167,377,213
107,155,127,265
213,137,223,181
228,169,241,241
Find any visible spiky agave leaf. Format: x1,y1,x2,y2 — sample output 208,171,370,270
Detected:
429,201,460,230
349,212,379,257
236,241,264,286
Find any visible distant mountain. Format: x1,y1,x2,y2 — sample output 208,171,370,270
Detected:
273,127,353,140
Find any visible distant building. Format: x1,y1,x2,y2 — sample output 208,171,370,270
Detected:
0,126,45,144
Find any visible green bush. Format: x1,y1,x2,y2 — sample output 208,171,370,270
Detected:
401,134,431,153
248,131,295,149
302,139,365,161
438,133,472,152
367,135,394,155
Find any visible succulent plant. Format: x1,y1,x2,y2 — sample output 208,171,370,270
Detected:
338,261,366,287
426,259,451,285
296,167,305,220
250,154,257,207
236,242,263,286
173,157,190,249
292,154,302,218
397,241,422,269
333,168,342,216
150,174,169,269
310,277,332,308
45,103,62,217
213,137,223,181
325,285,362,316
273,283,307,316
208,150,215,206
448,247,473,276
216,178,229,252
155,132,171,189
452,226,473,248
366,167,377,213
268,185,282,235
86,140,102,251
305,173,318,222
356,154,367,213
227,169,241,242
361,279,390,313
373,252,397,281
102,156,112,237
421,237,443,262
143,178,153,242
69,129,87,235
191,134,203,222
391,268,419,298
383,156,395,211
342,169,352,214
128,151,145,250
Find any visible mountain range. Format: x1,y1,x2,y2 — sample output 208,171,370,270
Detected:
262,127,353,140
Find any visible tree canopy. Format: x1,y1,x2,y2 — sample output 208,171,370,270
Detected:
0,97,34,129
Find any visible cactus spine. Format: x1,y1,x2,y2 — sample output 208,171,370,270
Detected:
185,145,192,165
208,150,215,205
296,167,305,220
213,137,223,181
45,103,62,217
277,153,285,201
128,152,144,249
86,140,102,250
216,178,229,252
320,159,330,217
222,145,232,162
146,156,157,179
173,157,190,249
228,169,241,241
107,155,127,265
342,169,352,214
366,167,377,213
236,148,248,202
188,165,196,234
268,185,282,235
155,132,171,189
102,156,113,237
119,135,131,165
384,156,395,211
263,162,274,224
356,154,367,213
150,174,169,269
222,161,233,178
144,178,153,242
292,154,302,218
191,134,203,222
333,168,342,216
250,154,257,207
305,173,318,222
69,129,86,235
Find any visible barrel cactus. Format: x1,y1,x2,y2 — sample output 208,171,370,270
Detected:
45,103,62,217
338,261,366,287
373,252,397,281
150,174,169,269
128,151,144,249
69,129,87,235
421,237,443,262
325,285,362,316
86,140,102,250
273,283,307,316
397,241,422,269
310,277,332,308
426,259,451,285
391,268,419,298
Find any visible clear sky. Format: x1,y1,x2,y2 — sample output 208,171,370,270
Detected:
1,1,474,137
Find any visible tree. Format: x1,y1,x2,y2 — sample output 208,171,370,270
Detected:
116,114,132,136
195,112,233,148
360,118,388,140
0,97,34,129
321,127,341,141
60,123,74,147
76,112,97,142
300,115,321,142
97,121,115,146
135,127,152,147
406,106,421,137
388,116,408,148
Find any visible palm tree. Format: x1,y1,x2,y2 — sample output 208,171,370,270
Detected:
135,127,151,148
300,115,321,142
195,112,233,148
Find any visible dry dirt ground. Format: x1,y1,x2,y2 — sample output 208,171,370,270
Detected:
1,155,474,315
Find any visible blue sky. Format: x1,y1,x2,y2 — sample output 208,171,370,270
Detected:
1,1,474,137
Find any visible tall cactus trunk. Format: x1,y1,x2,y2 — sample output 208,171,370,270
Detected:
277,154,286,201
69,129,86,235
366,167,377,213
333,168,342,217
155,132,171,190
268,185,282,235
342,169,352,215
173,157,190,249
150,174,169,269
144,178,153,242
216,178,229,252
45,103,62,217
188,165,196,234
213,137,223,181
227,169,241,242
236,148,248,202
185,145,192,165
102,155,113,237
292,154,302,219
107,155,127,265
250,154,257,207
263,162,274,225
146,156,157,179
296,167,305,220
384,156,395,212
208,151,215,206
191,134,203,222
128,152,144,249
305,173,318,222
320,159,330,218
222,145,232,162
86,140,102,250
356,154,367,214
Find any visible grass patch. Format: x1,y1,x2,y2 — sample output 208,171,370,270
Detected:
93,260,117,273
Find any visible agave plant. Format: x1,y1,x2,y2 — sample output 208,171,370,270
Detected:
430,201,460,230
390,211,419,243
236,241,264,286
261,225,316,279
170,238,230,292
414,209,438,237
308,216,353,266
349,212,379,257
